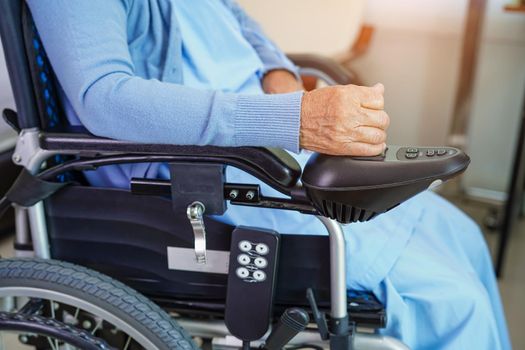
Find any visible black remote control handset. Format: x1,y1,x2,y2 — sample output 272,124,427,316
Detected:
224,226,280,341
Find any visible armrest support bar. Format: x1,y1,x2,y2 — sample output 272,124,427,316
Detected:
36,129,302,192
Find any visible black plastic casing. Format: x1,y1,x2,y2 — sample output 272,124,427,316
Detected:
302,148,470,223
224,227,280,341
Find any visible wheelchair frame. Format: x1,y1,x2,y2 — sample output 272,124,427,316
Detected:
9,125,409,350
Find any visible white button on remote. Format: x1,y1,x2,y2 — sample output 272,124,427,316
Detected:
236,267,250,279
237,254,251,266
252,270,266,282
238,240,252,252
255,243,269,255
254,257,267,268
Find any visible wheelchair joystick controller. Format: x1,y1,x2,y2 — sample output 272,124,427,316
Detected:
263,308,310,350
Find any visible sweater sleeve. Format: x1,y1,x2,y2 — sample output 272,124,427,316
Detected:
221,0,301,80
26,0,302,152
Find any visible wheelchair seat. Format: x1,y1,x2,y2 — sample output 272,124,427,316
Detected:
44,185,386,329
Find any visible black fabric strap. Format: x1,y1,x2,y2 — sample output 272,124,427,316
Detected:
5,169,69,207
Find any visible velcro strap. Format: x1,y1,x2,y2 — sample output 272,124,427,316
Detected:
6,169,69,207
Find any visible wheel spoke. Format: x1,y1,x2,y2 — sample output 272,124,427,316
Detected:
49,300,59,350
46,336,59,350
123,335,132,350
91,319,103,335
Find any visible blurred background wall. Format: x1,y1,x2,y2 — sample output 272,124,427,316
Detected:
465,0,525,198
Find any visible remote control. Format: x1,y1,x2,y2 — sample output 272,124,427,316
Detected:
224,226,280,341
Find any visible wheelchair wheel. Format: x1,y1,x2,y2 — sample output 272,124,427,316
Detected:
0,258,200,350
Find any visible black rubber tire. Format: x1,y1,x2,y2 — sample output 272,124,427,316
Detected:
0,258,200,350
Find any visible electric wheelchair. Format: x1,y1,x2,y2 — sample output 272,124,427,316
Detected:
0,1,470,349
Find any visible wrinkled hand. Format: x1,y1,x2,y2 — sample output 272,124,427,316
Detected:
262,69,304,94
300,83,389,156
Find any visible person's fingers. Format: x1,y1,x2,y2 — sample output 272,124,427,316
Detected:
346,142,387,156
352,126,387,145
356,109,390,130
357,84,384,110
373,83,384,94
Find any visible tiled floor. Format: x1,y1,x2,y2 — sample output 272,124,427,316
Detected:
0,193,524,349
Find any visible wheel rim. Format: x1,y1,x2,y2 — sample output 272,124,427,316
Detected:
0,286,159,350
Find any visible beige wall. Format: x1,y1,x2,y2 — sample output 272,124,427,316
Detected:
237,0,366,55
464,0,525,196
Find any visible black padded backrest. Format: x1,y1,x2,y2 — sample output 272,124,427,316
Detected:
20,3,65,130
0,0,40,129
0,1,64,130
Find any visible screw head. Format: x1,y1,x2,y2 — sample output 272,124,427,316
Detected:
246,191,255,200
229,189,239,199
19,335,29,343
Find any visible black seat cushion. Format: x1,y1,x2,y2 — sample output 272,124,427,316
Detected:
45,185,385,329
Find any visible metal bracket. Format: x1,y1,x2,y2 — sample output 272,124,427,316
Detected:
11,128,57,173
187,201,207,264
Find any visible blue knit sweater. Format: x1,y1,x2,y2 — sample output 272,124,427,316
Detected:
27,0,303,153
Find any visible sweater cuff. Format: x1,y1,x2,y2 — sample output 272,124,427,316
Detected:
235,91,303,153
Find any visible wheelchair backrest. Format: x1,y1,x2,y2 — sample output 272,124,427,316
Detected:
0,0,64,130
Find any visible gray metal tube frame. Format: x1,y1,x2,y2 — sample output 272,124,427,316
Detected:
177,319,410,350
12,128,59,259
316,216,348,320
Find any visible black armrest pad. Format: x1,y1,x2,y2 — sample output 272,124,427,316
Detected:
40,127,302,189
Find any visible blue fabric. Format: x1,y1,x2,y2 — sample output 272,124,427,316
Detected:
27,1,511,348
174,1,265,94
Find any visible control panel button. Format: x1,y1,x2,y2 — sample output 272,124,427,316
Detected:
255,243,269,255
405,153,418,159
238,240,252,252
437,149,447,156
426,149,435,157
406,148,419,153
252,270,267,282
254,257,268,268
237,254,251,266
236,267,250,279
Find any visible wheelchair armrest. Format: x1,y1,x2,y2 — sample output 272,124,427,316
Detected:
302,146,470,223
287,53,356,86
36,127,302,190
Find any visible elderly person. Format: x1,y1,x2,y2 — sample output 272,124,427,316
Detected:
27,1,510,349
